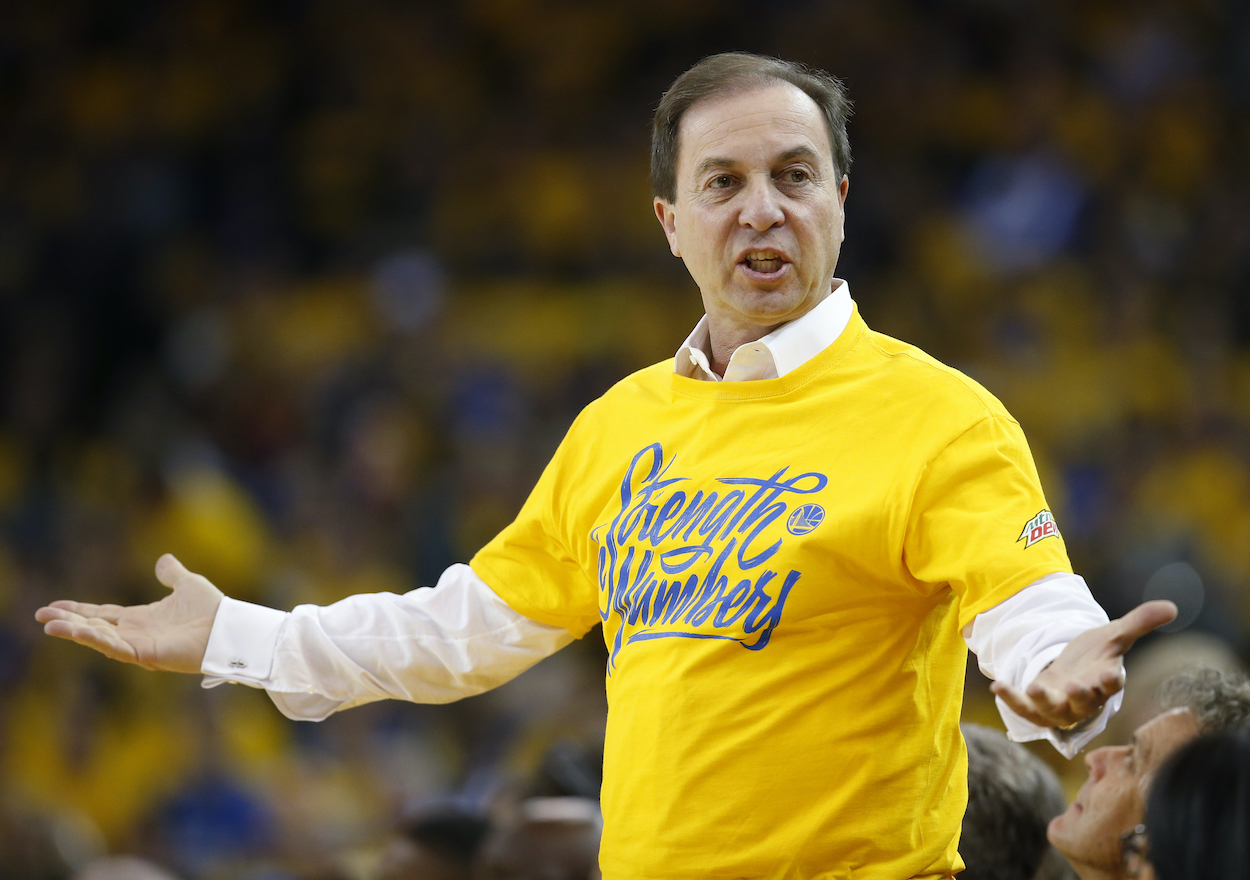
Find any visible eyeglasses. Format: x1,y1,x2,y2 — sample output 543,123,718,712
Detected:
1121,824,1150,878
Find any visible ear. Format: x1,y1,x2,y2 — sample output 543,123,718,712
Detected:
836,176,849,242
654,197,681,257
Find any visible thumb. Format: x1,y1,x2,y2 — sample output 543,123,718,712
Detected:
1112,600,1178,652
154,553,192,590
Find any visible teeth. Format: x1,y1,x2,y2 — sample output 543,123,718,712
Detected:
745,253,783,272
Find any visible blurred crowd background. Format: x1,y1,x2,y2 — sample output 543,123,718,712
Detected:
1,0,1249,877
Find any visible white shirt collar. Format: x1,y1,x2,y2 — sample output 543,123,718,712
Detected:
674,279,853,382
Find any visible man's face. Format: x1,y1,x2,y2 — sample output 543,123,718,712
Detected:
654,82,849,343
1048,708,1200,875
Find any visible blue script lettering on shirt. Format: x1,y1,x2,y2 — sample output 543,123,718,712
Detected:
595,443,827,666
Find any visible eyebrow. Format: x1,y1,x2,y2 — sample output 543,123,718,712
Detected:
694,146,823,177
777,146,820,163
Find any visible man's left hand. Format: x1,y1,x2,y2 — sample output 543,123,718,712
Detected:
989,600,1178,729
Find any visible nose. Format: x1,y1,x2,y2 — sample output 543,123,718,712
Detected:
738,174,785,232
1085,747,1112,781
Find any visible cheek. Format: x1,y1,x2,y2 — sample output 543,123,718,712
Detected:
681,219,733,262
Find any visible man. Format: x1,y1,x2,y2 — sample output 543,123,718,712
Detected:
1048,668,1250,880
959,724,1073,880
37,54,1175,878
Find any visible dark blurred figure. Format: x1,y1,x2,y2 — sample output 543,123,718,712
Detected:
72,856,180,880
474,798,599,880
378,808,490,880
527,740,602,801
960,723,1074,880
0,805,73,880
1136,731,1250,880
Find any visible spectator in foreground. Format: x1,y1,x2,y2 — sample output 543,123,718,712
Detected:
960,723,1074,880
1048,668,1250,880
474,797,600,880
377,808,491,880
1132,730,1250,880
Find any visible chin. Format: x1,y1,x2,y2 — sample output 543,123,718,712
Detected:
1046,814,1063,844
1046,809,1076,848
733,289,805,319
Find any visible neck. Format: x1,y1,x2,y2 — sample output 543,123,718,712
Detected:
701,281,838,376
705,318,782,376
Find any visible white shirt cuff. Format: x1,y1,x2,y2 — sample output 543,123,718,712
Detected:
967,571,1118,759
201,596,288,688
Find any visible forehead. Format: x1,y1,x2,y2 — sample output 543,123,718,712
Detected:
676,82,833,175
1135,707,1200,772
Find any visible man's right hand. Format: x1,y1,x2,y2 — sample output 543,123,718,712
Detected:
34,554,223,674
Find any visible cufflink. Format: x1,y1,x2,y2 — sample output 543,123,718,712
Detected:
229,659,247,668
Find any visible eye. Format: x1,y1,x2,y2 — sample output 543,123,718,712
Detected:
709,174,734,189
784,168,810,183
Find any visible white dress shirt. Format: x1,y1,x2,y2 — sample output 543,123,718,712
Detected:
203,279,1117,759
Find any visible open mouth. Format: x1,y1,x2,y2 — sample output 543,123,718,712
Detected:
740,251,788,278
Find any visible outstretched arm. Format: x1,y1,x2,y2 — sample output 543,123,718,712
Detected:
36,555,575,721
203,563,575,719
35,554,222,673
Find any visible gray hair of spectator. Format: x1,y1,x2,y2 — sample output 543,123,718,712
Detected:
959,724,1068,880
1156,668,1250,734
650,52,853,203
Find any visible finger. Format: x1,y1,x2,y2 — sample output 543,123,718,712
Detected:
1025,677,1069,715
1111,600,1178,652
37,601,125,624
991,681,1056,728
1095,663,1126,695
1064,682,1109,719
36,606,90,625
1072,663,1126,711
154,553,191,589
42,617,139,664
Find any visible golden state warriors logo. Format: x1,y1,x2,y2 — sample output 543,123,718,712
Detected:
786,504,824,535
1017,509,1060,549
595,443,828,667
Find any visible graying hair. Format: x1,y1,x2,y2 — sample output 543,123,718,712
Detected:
1157,668,1250,734
960,723,1071,880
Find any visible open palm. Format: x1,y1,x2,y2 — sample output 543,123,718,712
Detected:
990,599,1178,728
34,554,223,674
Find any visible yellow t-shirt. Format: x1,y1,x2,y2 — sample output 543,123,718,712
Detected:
472,306,1071,880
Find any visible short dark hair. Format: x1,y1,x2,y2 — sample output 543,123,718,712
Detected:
1145,730,1250,880
650,52,853,203
960,724,1068,880
1157,668,1250,735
